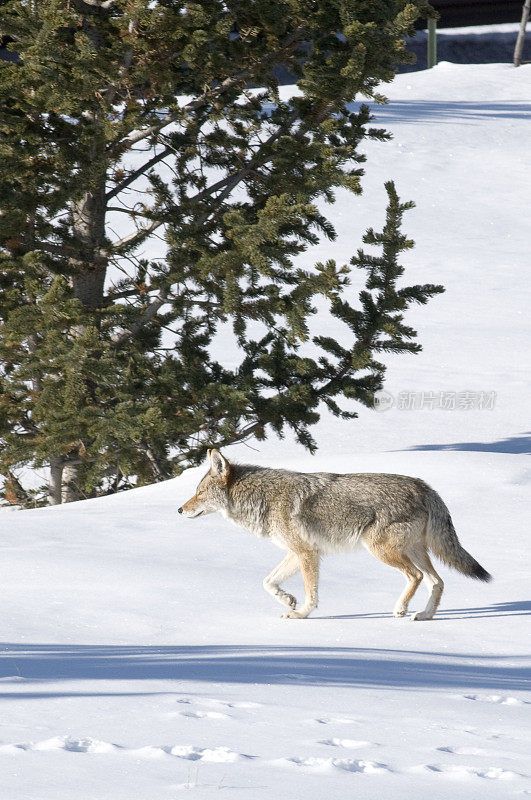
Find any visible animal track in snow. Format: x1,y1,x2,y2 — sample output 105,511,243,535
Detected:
225,701,263,709
178,710,229,719
281,756,390,774
437,745,486,756
437,745,517,759
462,694,528,706
319,738,373,749
8,736,117,754
313,716,359,726
0,737,249,763
168,745,247,762
414,764,525,781
127,744,252,763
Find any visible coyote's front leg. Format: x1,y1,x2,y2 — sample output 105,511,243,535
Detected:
263,552,300,612
282,550,319,619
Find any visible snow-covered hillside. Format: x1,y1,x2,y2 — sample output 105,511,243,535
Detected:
1,63,530,799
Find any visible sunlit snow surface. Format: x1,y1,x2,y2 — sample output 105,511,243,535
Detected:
1,63,530,799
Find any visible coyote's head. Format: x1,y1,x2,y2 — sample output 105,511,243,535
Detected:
178,449,231,518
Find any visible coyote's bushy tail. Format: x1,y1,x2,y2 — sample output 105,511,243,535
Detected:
426,490,492,582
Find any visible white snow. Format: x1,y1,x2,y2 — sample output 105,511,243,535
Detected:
1,63,530,798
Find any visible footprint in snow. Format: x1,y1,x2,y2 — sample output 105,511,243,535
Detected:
314,716,359,725
225,701,263,709
413,764,526,780
118,744,250,762
462,694,528,706
11,736,117,754
1,737,251,763
168,745,251,762
437,745,518,759
178,710,229,719
280,756,390,774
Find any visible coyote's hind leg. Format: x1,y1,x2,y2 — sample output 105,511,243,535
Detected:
393,561,423,617
263,552,300,611
364,537,423,618
407,548,444,620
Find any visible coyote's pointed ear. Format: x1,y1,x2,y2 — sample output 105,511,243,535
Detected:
209,448,230,477
206,448,212,458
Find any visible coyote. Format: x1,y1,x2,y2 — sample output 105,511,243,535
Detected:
179,450,491,620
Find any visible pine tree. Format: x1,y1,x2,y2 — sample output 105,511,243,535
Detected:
0,1,436,505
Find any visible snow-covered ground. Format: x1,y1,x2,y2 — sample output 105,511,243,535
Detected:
1,63,530,798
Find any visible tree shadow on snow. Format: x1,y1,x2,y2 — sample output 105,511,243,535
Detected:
401,433,531,455
0,638,529,695
365,101,531,125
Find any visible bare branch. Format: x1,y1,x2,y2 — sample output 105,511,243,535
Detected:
74,0,117,8
107,206,148,216
106,147,172,200
137,440,170,481
111,218,163,253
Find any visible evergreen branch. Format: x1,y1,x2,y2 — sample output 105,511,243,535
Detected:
109,108,299,254
191,109,300,226
108,108,302,348
1,470,34,507
108,26,306,153
110,287,170,347
103,285,145,301
17,414,40,436
174,420,264,464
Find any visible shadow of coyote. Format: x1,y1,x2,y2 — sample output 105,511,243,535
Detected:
179,450,491,620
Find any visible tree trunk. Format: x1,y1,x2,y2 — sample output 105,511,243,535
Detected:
49,458,64,505
61,125,108,501
61,459,83,504
71,178,107,309
138,440,170,482
514,0,531,67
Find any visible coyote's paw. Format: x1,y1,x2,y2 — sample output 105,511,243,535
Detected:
281,609,309,619
411,610,434,621
282,593,297,610
393,608,408,618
